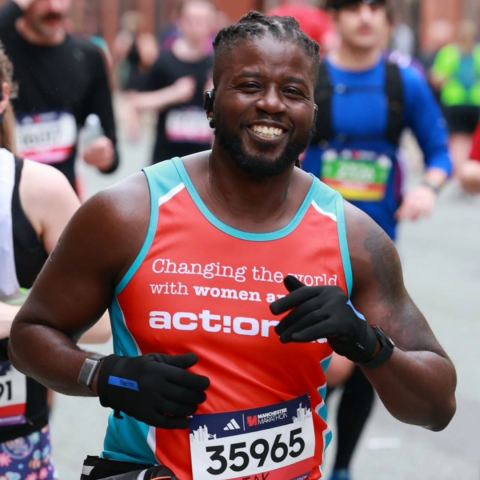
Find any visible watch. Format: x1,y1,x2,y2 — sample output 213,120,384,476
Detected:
421,179,441,194
357,325,395,369
77,353,106,392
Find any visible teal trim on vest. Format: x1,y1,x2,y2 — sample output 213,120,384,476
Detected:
316,398,328,423
335,194,353,298
109,297,141,357
172,157,320,241
324,428,333,454
320,355,332,375
309,179,353,298
104,298,156,463
114,161,183,295
102,414,157,465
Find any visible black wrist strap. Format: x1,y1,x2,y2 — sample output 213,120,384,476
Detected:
357,342,393,368
357,325,395,369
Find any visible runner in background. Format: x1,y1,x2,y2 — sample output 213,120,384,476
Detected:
112,11,159,93
126,0,216,162
0,0,120,194
0,41,110,480
266,0,337,55
431,19,480,176
302,2,452,479
458,120,480,193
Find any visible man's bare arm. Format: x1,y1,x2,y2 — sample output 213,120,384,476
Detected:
9,173,150,396
346,202,457,431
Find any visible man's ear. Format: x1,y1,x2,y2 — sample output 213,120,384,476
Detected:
313,104,318,124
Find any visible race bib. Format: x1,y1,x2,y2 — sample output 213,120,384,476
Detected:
0,361,27,427
189,394,315,480
165,107,213,143
15,111,77,164
321,149,393,201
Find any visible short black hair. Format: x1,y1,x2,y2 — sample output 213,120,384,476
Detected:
212,10,320,86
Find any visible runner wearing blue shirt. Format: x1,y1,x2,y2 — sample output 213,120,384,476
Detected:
303,1,453,479
304,9,451,240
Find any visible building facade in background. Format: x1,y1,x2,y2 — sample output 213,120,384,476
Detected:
0,0,479,68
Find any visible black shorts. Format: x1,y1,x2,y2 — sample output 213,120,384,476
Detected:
443,105,480,134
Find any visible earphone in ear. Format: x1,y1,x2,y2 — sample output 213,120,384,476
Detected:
203,89,215,113
313,104,318,123
204,90,216,128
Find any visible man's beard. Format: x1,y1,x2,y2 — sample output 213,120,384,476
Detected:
213,110,313,181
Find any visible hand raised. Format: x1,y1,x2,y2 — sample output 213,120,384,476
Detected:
270,276,378,363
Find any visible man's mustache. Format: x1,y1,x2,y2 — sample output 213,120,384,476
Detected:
41,12,65,22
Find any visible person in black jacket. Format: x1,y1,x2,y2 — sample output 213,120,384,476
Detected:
0,0,120,192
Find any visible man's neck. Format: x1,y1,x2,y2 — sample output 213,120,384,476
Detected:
172,37,207,62
212,154,291,213
329,42,382,71
15,19,66,47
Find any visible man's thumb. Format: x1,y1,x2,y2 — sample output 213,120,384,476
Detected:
284,275,305,292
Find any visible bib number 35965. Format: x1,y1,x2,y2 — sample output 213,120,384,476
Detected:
189,395,315,480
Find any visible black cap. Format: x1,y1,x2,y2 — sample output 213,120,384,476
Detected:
327,0,386,10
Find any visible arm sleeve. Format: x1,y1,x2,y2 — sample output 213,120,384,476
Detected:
0,1,24,32
83,47,119,173
403,68,453,176
469,122,480,162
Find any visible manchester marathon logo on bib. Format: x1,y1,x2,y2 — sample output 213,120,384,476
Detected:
15,111,77,164
189,394,315,480
321,149,392,201
0,361,27,427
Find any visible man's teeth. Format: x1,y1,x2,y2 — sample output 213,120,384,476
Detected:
251,125,283,138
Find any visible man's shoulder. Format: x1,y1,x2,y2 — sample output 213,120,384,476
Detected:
64,34,106,62
79,172,150,233
396,61,435,105
343,200,382,246
343,200,395,281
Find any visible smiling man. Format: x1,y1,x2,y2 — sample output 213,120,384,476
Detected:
9,11,456,480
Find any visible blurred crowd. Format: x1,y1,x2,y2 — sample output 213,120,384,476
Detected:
67,0,480,194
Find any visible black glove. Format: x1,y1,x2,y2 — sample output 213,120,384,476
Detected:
270,276,378,363
97,352,209,429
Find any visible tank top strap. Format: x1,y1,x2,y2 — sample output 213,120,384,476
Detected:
0,148,20,299
311,178,353,297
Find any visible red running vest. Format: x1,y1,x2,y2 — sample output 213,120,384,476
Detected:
104,157,353,480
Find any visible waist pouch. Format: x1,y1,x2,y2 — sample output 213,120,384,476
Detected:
80,455,178,480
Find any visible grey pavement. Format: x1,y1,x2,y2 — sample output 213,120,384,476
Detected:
50,120,480,480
